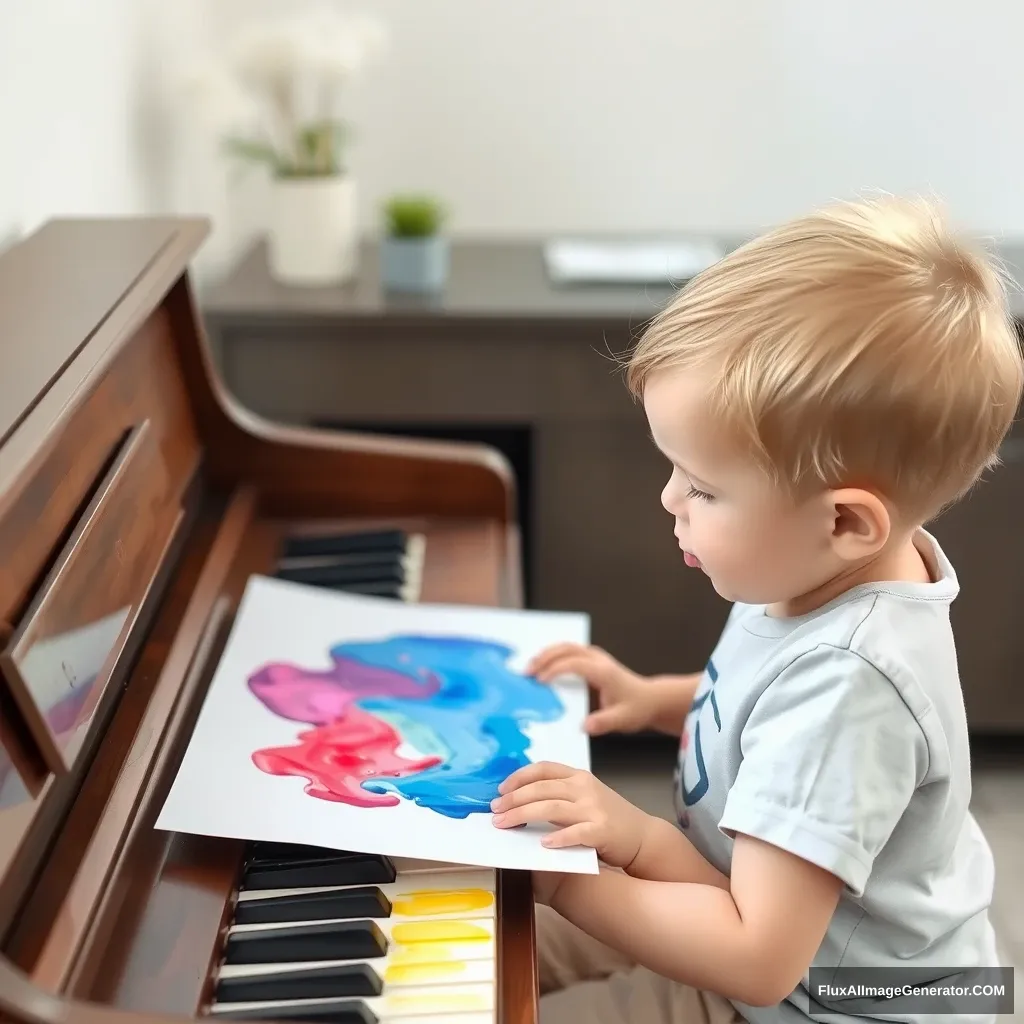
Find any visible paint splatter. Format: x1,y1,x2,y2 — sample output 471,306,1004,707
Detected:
251,705,442,807
248,635,564,819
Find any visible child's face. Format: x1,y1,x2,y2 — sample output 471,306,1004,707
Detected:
643,368,843,610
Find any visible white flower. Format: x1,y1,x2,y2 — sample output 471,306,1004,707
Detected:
181,55,258,133
226,8,388,93
186,5,389,176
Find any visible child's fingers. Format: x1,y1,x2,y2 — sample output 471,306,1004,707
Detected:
492,798,576,830
498,760,575,794
526,642,588,676
531,653,601,684
491,778,571,812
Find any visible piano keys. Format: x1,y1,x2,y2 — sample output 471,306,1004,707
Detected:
204,848,500,1023
0,218,537,1024
202,525,499,1023
274,529,426,602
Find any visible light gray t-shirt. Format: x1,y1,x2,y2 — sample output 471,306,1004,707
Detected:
673,530,1001,1023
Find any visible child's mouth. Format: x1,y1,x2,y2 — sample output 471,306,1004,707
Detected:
683,550,702,570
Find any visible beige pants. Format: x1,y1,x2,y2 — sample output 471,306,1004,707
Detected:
537,904,746,1024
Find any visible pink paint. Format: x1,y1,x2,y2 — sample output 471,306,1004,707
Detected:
248,656,439,726
251,704,442,806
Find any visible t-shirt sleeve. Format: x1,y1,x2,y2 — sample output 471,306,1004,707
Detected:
717,644,929,898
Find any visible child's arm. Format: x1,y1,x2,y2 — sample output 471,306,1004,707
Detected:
624,813,730,887
645,672,703,734
545,834,843,1008
505,647,928,1007
526,643,703,736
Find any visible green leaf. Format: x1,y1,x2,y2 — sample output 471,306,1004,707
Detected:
221,136,284,173
383,194,447,237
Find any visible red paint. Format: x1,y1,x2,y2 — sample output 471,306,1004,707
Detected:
252,705,442,806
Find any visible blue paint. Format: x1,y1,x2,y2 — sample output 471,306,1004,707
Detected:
333,635,565,819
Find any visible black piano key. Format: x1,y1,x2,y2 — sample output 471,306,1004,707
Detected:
282,530,407,559
211,999,377,1023
224,920,387,965
234,886,391,925
247,841,361,864
278,551,409,571
276,564,405,587
328,582,403,599
242,852,396,891
215,963,383,1002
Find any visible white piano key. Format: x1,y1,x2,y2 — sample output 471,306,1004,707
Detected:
400,533,426,602
209,980,494,1018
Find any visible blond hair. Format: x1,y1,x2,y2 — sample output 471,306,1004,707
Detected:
627,196,1024,522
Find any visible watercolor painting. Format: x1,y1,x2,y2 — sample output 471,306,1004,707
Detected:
247,635,566,819
156,577,598,873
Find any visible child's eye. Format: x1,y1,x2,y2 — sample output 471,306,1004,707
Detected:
687,485,714,502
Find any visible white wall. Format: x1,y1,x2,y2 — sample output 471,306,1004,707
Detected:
4,1,1024,281
0,0,217,259
338,0,1024,238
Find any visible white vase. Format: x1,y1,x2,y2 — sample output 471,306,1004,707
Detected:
267,175,358,285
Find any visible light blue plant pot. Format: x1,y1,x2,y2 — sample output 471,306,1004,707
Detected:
380,236,449,294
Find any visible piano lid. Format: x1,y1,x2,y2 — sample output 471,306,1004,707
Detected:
0,218,208,450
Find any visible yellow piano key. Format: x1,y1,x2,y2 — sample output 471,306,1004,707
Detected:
216,938,497,987
391,919,492,945
387,939,493,966
228,915,496,944
236,868,496,922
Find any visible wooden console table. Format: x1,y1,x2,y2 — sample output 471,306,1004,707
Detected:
202,237,1024,734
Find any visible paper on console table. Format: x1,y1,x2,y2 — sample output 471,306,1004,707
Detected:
156,576,599,874
544,238,723,284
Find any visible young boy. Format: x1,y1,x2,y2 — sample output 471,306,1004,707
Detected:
491,196,1023,1023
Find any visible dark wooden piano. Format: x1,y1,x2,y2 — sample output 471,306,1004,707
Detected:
0,219,537,1024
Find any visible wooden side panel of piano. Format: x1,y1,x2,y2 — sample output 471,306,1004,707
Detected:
0,220,538,1024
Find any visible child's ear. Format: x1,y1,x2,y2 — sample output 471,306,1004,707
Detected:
826,487,891,561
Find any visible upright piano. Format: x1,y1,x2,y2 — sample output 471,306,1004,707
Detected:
0,219,537,1024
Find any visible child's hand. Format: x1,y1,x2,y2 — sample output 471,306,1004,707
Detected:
526,643,656,736
492,761,650,868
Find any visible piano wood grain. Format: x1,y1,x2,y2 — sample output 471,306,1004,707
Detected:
165,277,517,526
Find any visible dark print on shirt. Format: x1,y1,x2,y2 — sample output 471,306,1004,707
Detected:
675,659,721,828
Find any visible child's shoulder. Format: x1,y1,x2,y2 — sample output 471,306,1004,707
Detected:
723,542,965,770
732,530,961,696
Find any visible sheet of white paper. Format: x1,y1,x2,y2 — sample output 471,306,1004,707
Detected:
544,239,723,284
156,576,598,874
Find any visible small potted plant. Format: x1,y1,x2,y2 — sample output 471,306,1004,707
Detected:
380,195,449,294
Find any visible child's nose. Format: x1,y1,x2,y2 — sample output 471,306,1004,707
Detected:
661,479,688,519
